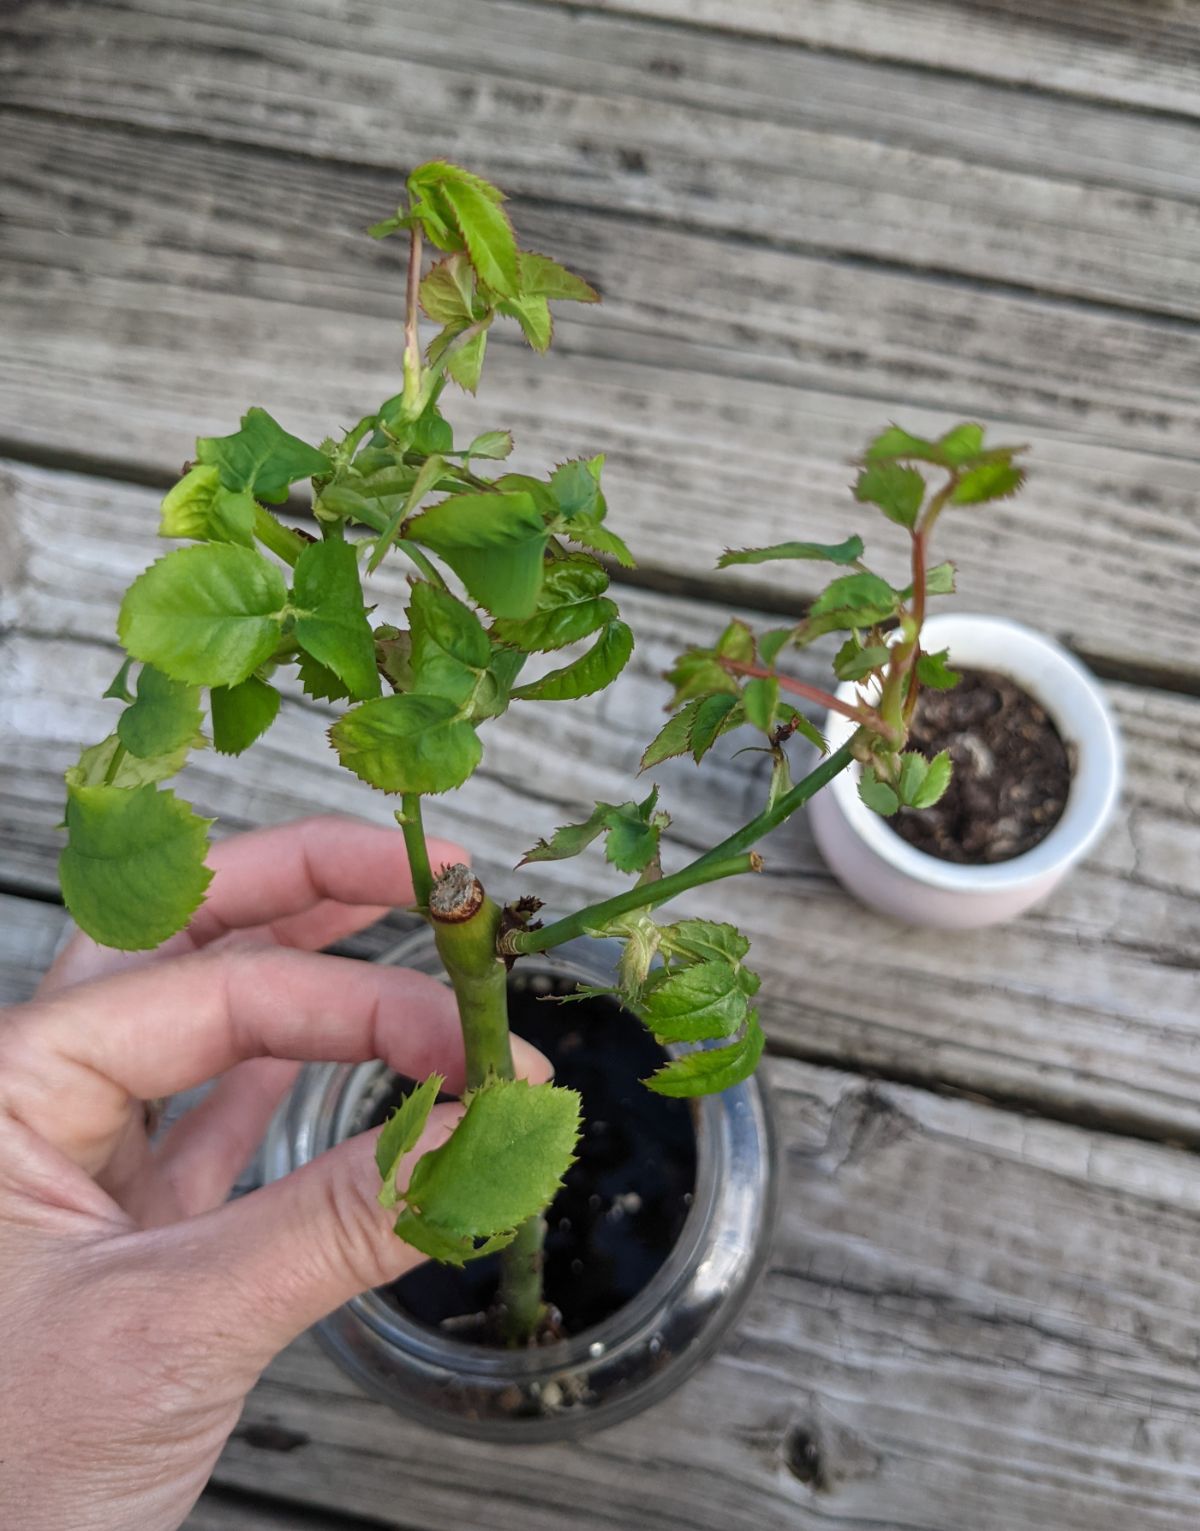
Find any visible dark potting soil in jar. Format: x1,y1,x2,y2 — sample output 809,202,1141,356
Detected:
372,971,697,1343
890,667,1072,864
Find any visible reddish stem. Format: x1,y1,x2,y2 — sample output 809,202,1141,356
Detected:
720,658,873,727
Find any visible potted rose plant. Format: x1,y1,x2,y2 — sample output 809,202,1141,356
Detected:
58,161,1030,1437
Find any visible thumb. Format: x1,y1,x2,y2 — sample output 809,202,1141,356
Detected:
168,1102,465,1371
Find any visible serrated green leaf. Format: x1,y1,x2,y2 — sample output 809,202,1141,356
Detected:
853,462,925,529
210,675,280,755
759,628,795,666
834,637,891,682
916,649,961,690
159,464,257,546
473,644,526,720
492,557,614,652
66,734,192,791
292,539,380,700
951,461,1025,504
499,292,552,351
638,960,748,1044
391,1210,517,1267
466,430,514,460
858,766,899,816
59,784,213,950
715,620,755,663
330,693,482,794
405,490,550,619
644,1013,765,1098
897,751,929,807
602,789,669,875
937,422,985,465
690,692,741,761
436,175,521,299
400,1078,581,1241
741,676,778,735
419,254,478,325
196,408,330,505
659,920,750,967
550,460,599,518
518,251,599,303
924,561,956,595
663,650,736,709
297,649,353,702
511,619,632,701
376,1074,444,1208
118,545,287,687
368,453,446,575
718,535,863,569
912,749,953,809
776,703,827,754
519,804,609,866
810,572,899,625
410,401,454,456
408,581,490,705
116,665,201,759
567,512,635,568
864,425,941,464
640,699,702,769
445,329,488,392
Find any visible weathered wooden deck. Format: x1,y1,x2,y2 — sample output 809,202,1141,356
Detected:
2,3,1199,1526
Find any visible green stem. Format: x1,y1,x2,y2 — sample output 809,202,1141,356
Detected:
429,879,544,1343
399,796,433,908
507,739,858,957
253,507,306,567
103,741,128,786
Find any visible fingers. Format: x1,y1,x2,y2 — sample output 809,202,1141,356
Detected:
153,1058,301,1218
163,1103,467,1368
40,815,468,994
3,949,465,1168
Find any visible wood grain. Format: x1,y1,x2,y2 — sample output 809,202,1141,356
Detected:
1,121,1196,681
205,1054,1200,1531
3,464,1197,1141
6,0,1200,315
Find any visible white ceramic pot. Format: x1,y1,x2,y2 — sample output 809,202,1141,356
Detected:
807,614,1122,929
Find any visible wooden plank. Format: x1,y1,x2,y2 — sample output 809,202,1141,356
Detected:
545,0,1200,120
210,1054,1200,1531
3,464,1197,1139
0,895,68,1005
2,127,1198,682
6,2,1200,314
185,1490,402,1530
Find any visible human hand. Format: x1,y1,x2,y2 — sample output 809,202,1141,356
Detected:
0,816,548,1531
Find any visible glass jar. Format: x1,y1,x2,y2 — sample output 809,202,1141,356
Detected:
260,926,777,1441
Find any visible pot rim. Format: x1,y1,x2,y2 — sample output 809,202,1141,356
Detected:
821,613,1122,893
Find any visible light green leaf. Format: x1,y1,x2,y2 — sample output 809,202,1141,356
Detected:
834,637,891,682
742,676,779,735
863,425,941,464
419,254,478,324
924,561,956,595
518,251,599,303
408,581,490,705
759,628,795,666
499,293,552,352
951,461,1025,504
292,539,381,700
858,766,899,816
67,734,192,791
567,513,635,567
638,960,748,1043
330,693,482,794
117,665,202,759
297,650,353,702
640,699,702,770
602,789,669,876
445,329,488,392
368,453,447,575
519,805,609,866
159,464,256,546
659,919,750,968
550,460,599,518
715,620,755,663
916,649,961,690
435,175,521,300
511,619,633,701
376,1074,444,1208
210,675,280,755
718,536,863,569
853,462,925,529
492,557,615,652
118,545,287,687
777,703,827,755
404,490,550,619
937,422,985,465
196,408,330,505
911,749,953,809
465,430,514,460
399,1077,581,1242
644,1014,765,1098
690,692,741,761
391,1211,517,1267
809,572,900,627
59,784,213,950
